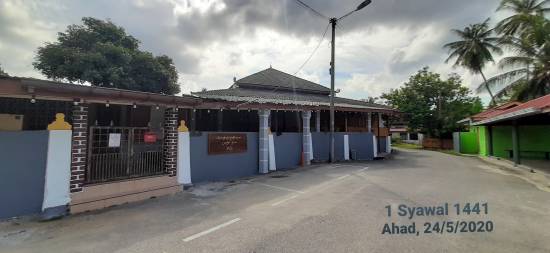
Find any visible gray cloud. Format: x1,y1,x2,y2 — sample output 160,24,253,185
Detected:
171,0,500,44
0,0,503,100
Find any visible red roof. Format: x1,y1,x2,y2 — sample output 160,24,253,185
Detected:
492,94,550,117
471,102,522,122
473,94,550,124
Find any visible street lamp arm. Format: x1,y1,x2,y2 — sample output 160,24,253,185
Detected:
337,10,357,21
338,0,372,21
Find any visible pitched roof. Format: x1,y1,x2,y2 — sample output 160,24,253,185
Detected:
194,67,395,112
470,102,522,121
0,76,201,107
473,94,550,125
193,85,393,111
235,68,330,94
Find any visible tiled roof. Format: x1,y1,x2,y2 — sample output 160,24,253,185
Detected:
470,102,522,121
193,87,393,111
473,94,550,125
492,94,550,116
235,68,330,94
194,67,395,111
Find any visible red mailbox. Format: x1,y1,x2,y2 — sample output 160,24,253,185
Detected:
143,132,157,143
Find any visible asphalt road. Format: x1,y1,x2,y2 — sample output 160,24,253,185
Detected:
1,149,550,253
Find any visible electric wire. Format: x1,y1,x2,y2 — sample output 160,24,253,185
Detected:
293,0,328,20
235,21,331,109
294,22,330,75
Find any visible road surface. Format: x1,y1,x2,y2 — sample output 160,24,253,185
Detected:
1,149,549,252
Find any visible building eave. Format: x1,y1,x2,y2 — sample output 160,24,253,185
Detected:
457,117,472,125
197,94,395,112
0,77,202,107
472,107,541,126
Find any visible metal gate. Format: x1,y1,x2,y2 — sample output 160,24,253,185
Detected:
87,127,165,184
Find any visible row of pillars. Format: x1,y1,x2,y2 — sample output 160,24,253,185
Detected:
257,109,382,174
258,109,315,174
189,109,383,133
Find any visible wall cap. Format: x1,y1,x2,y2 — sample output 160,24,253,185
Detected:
47,113,72,130
178,120,189,132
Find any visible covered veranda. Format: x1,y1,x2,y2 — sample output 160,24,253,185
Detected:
473,94,550,168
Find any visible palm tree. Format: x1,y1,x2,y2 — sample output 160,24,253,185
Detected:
479,0,549,101
444,19,503,106
485,15,550,101
495,0,550,37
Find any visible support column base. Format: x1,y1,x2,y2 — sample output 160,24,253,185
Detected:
40,205,68,221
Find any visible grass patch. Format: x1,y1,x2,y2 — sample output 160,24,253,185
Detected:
433,149,462,156
394,143,462,156
393,143,422,149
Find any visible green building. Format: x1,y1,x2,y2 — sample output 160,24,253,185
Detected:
455,96,550,165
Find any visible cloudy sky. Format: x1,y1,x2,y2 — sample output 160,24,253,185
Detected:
0,0,508,104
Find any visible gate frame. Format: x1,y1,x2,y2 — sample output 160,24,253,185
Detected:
86,126,165,184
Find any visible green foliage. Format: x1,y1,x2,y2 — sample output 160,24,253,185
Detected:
0,64,8,77
495,0,550,37
382,67,483,138
470,0,550,102
33,17,180,95
444,19,502,106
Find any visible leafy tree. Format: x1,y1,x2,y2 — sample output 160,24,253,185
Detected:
0,64,8,77
33,17,180,95
381,67,483,138
361,97,379,104
444,19,503,106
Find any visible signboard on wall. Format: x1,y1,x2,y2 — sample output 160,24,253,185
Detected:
143,132,158,143
0,114,23,131
208,133,247,155
108,133,121,147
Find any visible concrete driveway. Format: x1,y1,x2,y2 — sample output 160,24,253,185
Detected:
1,149,550,253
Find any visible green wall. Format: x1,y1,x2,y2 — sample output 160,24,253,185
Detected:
459,131,479,154
492,126,513,158
490,125,550,160
476,126,488,156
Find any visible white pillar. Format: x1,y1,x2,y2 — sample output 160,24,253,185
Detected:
373,135,378,158
309,135,314,161
42,113,72,220
302,111,313,165
378,113,384,128
316,110,321,133
344,135,350,160
452,132,461,153
268,133,276,171
259,110,270,174
367,113,372,132
386,136,392,153
177,120,192,186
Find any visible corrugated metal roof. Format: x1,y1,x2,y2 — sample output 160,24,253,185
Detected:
193,87,393,110
473,94,550,125
470,102,522,121
0,77,201,106
495,94,550,115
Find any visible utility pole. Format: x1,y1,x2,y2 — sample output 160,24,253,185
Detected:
329,17,337,163
295,0,371,163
